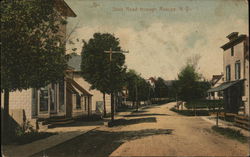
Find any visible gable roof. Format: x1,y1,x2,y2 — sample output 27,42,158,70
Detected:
66,78,92,96
67,54,81,72
211,74,223,86
54,0,77,17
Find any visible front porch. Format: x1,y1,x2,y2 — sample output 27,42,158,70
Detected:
32,78,92,120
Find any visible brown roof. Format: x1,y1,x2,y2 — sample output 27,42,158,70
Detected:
221,34,247,50
54,0,77,17
211,75,223,86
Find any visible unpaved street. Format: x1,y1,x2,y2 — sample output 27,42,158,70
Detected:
33,102,249,157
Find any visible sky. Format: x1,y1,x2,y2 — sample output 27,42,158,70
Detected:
65,0,248,80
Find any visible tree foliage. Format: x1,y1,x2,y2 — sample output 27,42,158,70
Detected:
125,69,152,102
1,0,68,92
81,33,126,94
172,64,211,101
154,77,168,98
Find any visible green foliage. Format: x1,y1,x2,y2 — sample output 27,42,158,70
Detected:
170,107,209,116
81,33,126,94
212,126,247,143
1,0,68,91
125,69,152,102
171,64,211,101
185,100,224,109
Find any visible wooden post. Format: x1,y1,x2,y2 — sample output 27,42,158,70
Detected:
216,111,219,126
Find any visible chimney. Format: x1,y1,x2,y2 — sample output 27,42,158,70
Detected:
226,32,239,41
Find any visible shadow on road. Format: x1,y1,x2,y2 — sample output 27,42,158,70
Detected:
123,113,169,118
108,117,157,127
32,129,173,157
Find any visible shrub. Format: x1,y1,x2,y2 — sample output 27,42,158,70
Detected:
212,126,248,143
170,107,209,116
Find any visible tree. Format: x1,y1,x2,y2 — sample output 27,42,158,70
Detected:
176,64,210,101
81,33,126,120
125,69,152,110
1,0,68,136
154,77,168,99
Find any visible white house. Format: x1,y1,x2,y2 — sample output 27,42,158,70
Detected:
1,0,79,128
67,54,112,114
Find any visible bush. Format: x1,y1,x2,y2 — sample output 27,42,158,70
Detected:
14,131,57,145
212,126,248,143
185,99,224,109
170,107,209,116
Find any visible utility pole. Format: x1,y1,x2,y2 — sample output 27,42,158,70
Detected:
104,48,129,121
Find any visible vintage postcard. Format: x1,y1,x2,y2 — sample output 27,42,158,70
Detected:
1,0,249,156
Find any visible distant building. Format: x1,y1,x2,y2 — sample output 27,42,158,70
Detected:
208,32,249,115
207,74,224,100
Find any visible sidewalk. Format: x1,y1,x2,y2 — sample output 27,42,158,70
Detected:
2,121,101,157
201,116,250,138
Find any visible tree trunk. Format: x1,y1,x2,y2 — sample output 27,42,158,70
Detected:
3,89,10,135
111,92,114,121
103,93,106,117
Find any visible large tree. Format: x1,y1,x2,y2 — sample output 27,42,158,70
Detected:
175,64,210,101
81,33,126,120
1,0,68,135
154,77,168,99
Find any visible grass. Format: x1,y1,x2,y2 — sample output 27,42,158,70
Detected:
185,99,223,109
212,126,248,143
13,131,57,145
170,107,209,116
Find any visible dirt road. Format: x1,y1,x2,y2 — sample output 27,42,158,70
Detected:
33,102,249,157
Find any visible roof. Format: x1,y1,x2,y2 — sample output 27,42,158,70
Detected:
211,74,223,86
164,80,174,86
207,79,244,93
54,0,77,17
67,54,81,72
66,78,92,96
221,34,247,50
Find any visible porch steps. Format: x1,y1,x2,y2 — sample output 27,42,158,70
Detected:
37,116,75,129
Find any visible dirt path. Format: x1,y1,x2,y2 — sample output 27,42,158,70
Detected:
32,102,249,157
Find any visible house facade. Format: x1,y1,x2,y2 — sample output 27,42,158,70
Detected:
208,32,249,115
1,0,79,127
67,54,112,114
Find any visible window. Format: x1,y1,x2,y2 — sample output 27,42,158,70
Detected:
235,61,241,80
226,65,231,81
76,94,81,109
231,47,234,56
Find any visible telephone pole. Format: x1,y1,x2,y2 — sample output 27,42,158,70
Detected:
104,48,129,121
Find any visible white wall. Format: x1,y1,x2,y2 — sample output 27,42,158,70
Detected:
1,89,32,125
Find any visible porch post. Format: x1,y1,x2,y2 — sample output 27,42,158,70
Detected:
48,84,51,117
37,90,40,116
56,83,60,114
64,80,67,116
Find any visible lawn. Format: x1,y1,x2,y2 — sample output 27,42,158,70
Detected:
212,126,248,143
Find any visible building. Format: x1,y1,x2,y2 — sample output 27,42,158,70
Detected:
207,74,224,100
1,0,78,128
67,54,112,114
208,32,249,115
